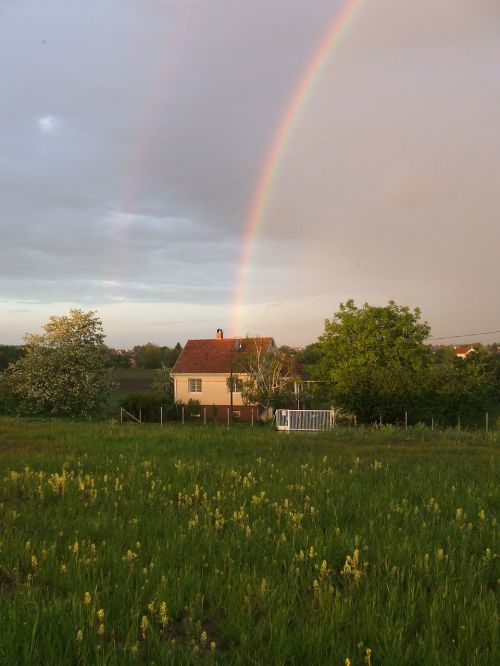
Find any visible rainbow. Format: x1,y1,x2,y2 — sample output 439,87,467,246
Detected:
230,0,366,335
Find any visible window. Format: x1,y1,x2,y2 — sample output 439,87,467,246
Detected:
226,377,243,393
188,378,202,393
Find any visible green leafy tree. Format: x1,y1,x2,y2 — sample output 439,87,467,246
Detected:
104,348,132,369
0,345,25,371
161,342,182,368
318,300,432,423
427,346,494,425
135,343,162,369
4,309,116,416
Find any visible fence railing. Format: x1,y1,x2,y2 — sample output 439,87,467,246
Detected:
275,409,335,432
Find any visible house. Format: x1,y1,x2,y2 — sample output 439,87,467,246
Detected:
454,345,477,359
171,329,277,421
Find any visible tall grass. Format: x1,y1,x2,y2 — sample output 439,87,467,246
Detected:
0,418,498,664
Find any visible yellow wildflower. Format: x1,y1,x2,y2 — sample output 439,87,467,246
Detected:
84,592,91,606
76,630,83,642
159,601,168,628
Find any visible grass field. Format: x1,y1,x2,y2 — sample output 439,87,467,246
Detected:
0,419,498,665
108,368,156,406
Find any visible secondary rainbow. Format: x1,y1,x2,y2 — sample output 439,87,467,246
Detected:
230,0,366,335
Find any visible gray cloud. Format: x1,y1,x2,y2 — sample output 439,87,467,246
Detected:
1,1,499,345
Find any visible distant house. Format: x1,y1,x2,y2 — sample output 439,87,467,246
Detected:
171,329,277,421
454,345,477,359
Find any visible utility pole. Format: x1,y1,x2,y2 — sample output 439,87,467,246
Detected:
229,348,233,426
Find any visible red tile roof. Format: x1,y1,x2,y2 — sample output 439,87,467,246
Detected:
172,337,274,374
454,345,476,356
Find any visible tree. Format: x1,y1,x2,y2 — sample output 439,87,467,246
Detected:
318,300,432,423
135,343,162,369
0,345,25,371
427,346,494,425
119,365,177,422
4,309,116,416
104,348,132,369
150,364,175,406
238,340,299,413
134,342,182,369
162,342,182,368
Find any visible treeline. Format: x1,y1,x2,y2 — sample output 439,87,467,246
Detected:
0,343,183,372
0,345,25,371
282,302,500,427
105,343,183,369
132,343,182,369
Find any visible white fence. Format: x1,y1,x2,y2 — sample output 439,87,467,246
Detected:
275,409,335,432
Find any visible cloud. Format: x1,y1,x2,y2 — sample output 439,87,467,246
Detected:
1,0,499,345
38,115,59,132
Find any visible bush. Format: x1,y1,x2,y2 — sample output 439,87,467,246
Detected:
119,391,177,422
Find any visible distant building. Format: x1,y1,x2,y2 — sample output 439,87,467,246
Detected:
454,345,477,359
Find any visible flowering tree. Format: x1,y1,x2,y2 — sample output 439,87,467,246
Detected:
238,340,299,413
4,309,116,416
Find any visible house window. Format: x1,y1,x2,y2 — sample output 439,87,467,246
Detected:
226,377,243,393
188,378,202,393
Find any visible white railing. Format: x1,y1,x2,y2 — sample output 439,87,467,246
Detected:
275,409,335,432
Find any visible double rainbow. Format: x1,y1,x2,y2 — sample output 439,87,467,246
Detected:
230,0,366,335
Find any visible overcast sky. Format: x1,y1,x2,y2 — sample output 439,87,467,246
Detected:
1,0,499,347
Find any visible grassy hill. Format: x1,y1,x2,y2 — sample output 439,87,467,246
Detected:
108,368,156,406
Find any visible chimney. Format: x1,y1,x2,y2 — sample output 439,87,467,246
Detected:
216,328,224,340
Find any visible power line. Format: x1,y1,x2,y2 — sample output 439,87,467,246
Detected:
429,329,500,341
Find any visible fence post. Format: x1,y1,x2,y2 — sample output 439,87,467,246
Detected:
120,407,123,423
182,406,185,425
204,407,207,426
227,408,230,428
139,408,142,423
405,411,408,430
160,406,163,427
251,409,254,427
431,416,434,431
486,412,489,433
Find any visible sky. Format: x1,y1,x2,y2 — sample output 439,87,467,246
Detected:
1,0,499,348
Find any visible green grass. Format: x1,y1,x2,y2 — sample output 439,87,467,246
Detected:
0,419,498,665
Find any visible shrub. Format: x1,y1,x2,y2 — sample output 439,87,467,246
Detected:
119,390,177,422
